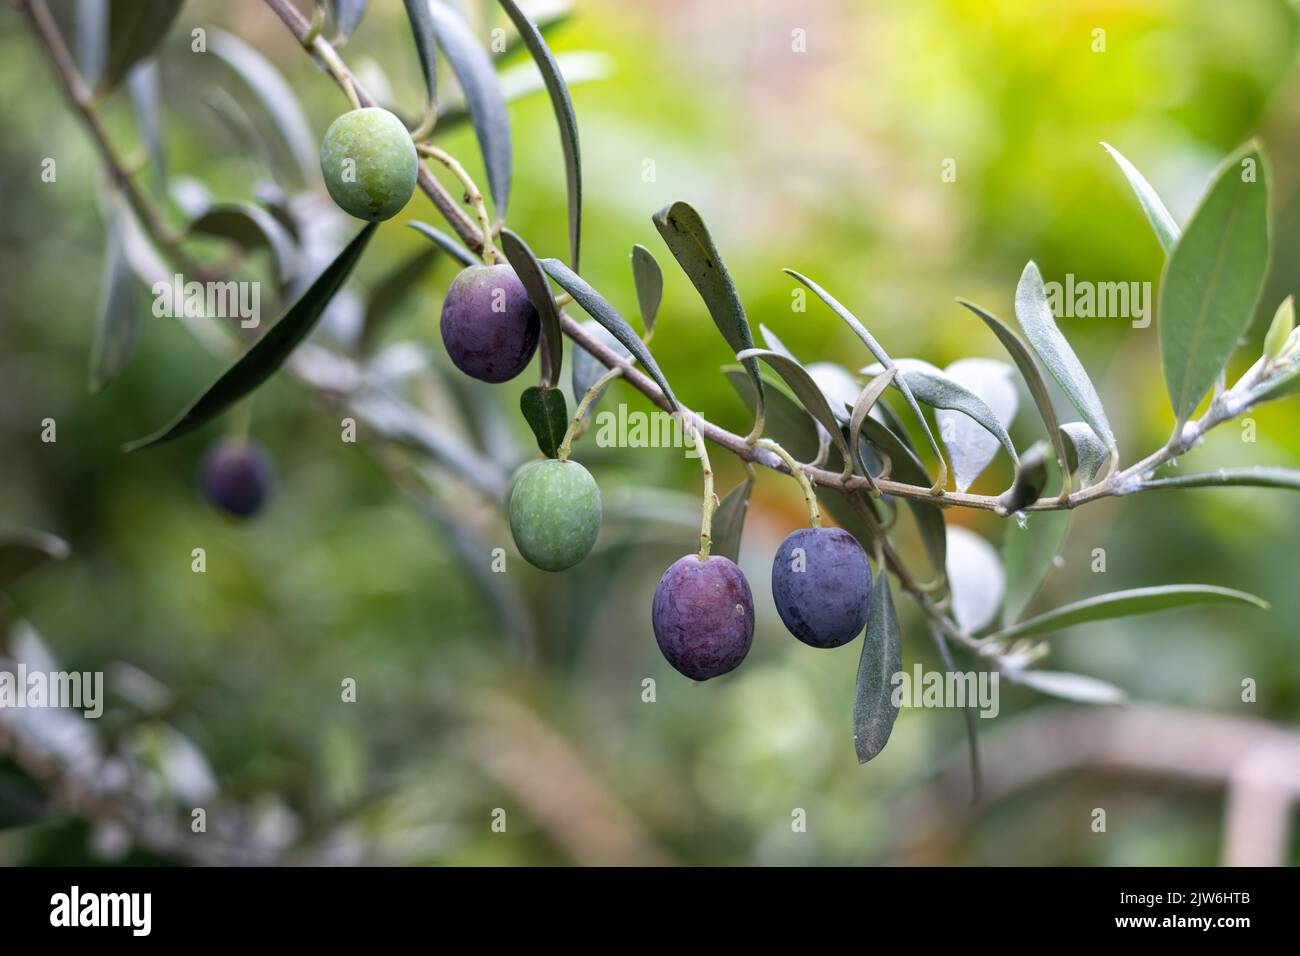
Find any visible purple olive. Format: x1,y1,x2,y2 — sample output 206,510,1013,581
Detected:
771,527,872,648
652,554,754,681
199,439,272,518
439,263,540,383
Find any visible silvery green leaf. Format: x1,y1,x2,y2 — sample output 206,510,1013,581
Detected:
91,198,139,392
498,0,581,267
1058,421,1107,486
1001,509,1070,624
1006,669,1125,705
995,584,1268,641
571,320,628,419
1101,143,1180,255
935,358,1018,492
854,573,901,763
127,60,165,192
408,220,477,268
1140,466,1300,491
806,362,860,424
77,0,107,88
631,244,662,334
946,526,1004,633
849,367,897,476
330,0,367,42
712,480,753,564
1159,143,1270,424
722,365,818,464
759,323,797,361
501,229,563,388
1015,261,1116,453
856,418,946,578
402,0,437,104
736,348,851,467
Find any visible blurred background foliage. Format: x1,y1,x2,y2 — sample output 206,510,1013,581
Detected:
1,0,1299,865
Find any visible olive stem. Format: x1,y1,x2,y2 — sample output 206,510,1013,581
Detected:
689,416,717,561
757,439,821,528
557,367,622,462
417,142,498,264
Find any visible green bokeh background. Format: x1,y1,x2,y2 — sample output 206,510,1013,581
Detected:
1,0,1298,865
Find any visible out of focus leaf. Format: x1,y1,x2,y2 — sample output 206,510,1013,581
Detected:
1001,509,1071,624
854,572,900,763
946,526,1004,633
97,0,182,95
711,480,753,564
1006,669,1125,705
501,229,563,388
205,86,277,181
436,51,610,131
76,0,108,88
1058,421,1107,486
402,0,437,107
996,584,1269,641
1015,261,1116,453
1159,143,1270,423
722,366,818,464
189,202,297,289
935,358,1018,493
0,531,71,591
736,348,851,467
857,419,946,578
498,0,582,268
631,243,662,334
1140,466,1300,491
430,0,512,217
519,386,568,458
330,0,366,41
541,259,677,409
127,60,165,192
91,199,140,391
125,223,377,450
930,626,979,802
362,245,440,350
1101,143,1180,255
571,321,628,418
408,220,477,267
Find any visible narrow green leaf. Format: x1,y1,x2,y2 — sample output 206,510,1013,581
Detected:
125,222,377,450
722,365,819,463
189,202,297,289
806,362,861,424
1006,669,1125,705
712,480,753,564
541,258,677,409
402,0,437,105
631,243,663,334
1058,421,1107,486
995,584,1269,641
501,229,563,388
571,321,628,419
126,60,165,192
1159,144,1271,423
519,386,568,458
0,530,71,591
209,28,317,184
430,1,512,217
1140,466,1300,491
1001,509,1071,624
849,367,897,475
76,0,107,88
497,0,581,268
1015,261,1116,452
408,220,477,267
786,268,946,490
997,440,1049,515
1101,143,1180,255
946,526,1005,633
362,245,440,350
330,0,367,42
97,0,181,95
653,202,762,414
935,358,1018,493
854,573,901,763
736,348,851,467
91,199,140,392
930,626,980,802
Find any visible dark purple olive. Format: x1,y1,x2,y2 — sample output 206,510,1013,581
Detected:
652,554,754,681
439,263,540,383
199,439,273,518
771,527,872,648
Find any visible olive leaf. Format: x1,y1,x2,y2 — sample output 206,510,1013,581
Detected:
76,0,107,87
849,367,897,475
361,246,440,351
402,0,437,106
759,323,797,361
520,386,568,458
1014,261,1116,454
127,60,165,192
1101,143,1180,255
498,0,582,268
993,584,1268,641
856,419,947,578
1001,509,1071,624
997,440,1049,515
935,358,1018,493
430,0,512,218
631,244,663,334
97,0,182,95
209,28,317,184
806,362,860,425
711,480,754,564
958,299,1071,494
1159,143,1270,424
867,358,1020,473
722,366,819,463
501,229,564,388
1058,421,1107,486
946,526,1004,634
91,198,139,392
854,572,901,764
1004,669,1125,705
653,202,762,420
125,222,378,451
930,626,980,802
572,321,629,418
0,530,71,591
434,51,608,132
190,203,298,290
330,0,367,42
541,259,677,409
408,220,477,268
736,348,852,467
786,269,946,490
1140,466,1300,491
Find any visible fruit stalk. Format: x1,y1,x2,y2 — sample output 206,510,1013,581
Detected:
417,142,498,264
557,366,623,461
688,416,717,561
756,438,820,528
